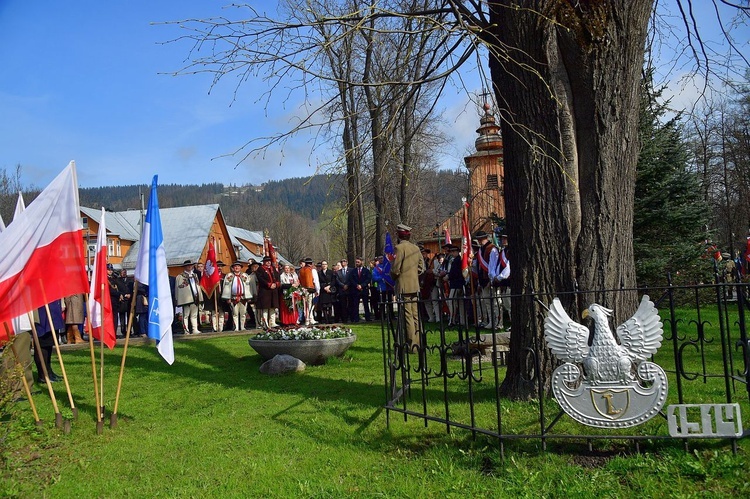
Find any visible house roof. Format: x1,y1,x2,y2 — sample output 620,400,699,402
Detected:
80,206,141,241
119,204,222,268
227,225,291,266
84,203,292,269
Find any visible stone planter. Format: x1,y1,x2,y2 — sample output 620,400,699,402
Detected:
248,335,357,365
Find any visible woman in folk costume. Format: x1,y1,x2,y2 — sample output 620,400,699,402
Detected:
221,261,254,331
255,256,281,329
278,264,300,326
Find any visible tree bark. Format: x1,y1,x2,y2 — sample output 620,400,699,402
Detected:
488,0,652,399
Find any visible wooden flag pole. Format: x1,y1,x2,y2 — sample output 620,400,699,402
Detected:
27,313,63,428
82,294,103,432
111,289,137,428
43,302,77,420
98,283,106,423
3,322,41,425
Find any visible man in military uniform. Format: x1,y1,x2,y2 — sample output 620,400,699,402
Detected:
390,224,425,348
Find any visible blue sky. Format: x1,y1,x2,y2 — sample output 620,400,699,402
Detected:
0,1,746,189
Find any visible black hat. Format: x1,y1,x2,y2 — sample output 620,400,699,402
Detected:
216,260,227,267
231,261,244,267
183,259,194,266
449,244,460,251
262,256,273,262
304,257,313,264
474,231,489,240
106,263,114,270
441,242,452,248
248,258,257,265
420,247,430,253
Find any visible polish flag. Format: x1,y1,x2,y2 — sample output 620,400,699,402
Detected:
461,200,470,272
444,227,452,246
0,161,89,326
88,208,116,349
200,237,221,296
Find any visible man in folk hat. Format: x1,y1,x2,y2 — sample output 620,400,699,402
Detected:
390,223,425,348
175,259,204,334
493,235,511,328
221,261,253,331
256,256,280,329
203,260,229,332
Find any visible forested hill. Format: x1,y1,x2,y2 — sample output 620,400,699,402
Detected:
79,174,343,223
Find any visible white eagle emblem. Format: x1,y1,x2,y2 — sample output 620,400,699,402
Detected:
544,295,663,385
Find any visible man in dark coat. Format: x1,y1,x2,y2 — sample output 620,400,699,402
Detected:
347,256,371,322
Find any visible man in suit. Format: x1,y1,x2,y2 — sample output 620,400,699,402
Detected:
390,224,425,347
334,259,350,322
347,256,371,322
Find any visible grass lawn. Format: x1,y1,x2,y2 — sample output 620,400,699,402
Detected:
1,322,749,498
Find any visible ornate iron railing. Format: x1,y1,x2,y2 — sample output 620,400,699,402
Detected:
381,278,750,456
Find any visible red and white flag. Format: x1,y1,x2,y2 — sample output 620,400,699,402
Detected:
0,161,88,326
444,226,452,246
88,208,116,349
200,237,221,296
461,200,470,272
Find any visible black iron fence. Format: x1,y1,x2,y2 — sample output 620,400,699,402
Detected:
381,279,750,455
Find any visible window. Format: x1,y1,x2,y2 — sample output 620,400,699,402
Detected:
81,216,88,229
108,238,115,257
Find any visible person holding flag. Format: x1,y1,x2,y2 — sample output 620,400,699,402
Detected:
389,224,425,349
476,230,501,330
134,176,174,364
200,238,225,332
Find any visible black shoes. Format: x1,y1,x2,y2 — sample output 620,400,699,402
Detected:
37,373,61,384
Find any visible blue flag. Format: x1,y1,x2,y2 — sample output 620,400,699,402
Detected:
382,232,395,290
134,176,174,364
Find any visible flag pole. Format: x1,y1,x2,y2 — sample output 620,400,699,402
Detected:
38,281,77,420
82,294,103,432
99,287,105,422
27,312,63,428
43,302,77,421
111,288,137,428
4,322,41,425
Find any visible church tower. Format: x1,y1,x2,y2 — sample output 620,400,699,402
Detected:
463,102,504,233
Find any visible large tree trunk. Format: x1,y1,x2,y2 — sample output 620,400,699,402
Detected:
488,1,652,399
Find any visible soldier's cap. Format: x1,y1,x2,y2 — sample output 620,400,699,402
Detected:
474,230,489,239
216,260,227,267
231,261,244,267
396,223,411,234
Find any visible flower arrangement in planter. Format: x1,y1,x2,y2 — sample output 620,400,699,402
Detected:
282,285,307,309
249,325,356,365
254,325,353,341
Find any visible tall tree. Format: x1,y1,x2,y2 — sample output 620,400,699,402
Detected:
634,71,709,287
165,1,747,399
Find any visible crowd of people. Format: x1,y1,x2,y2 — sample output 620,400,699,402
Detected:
2,225,512,388
151,225,512,339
